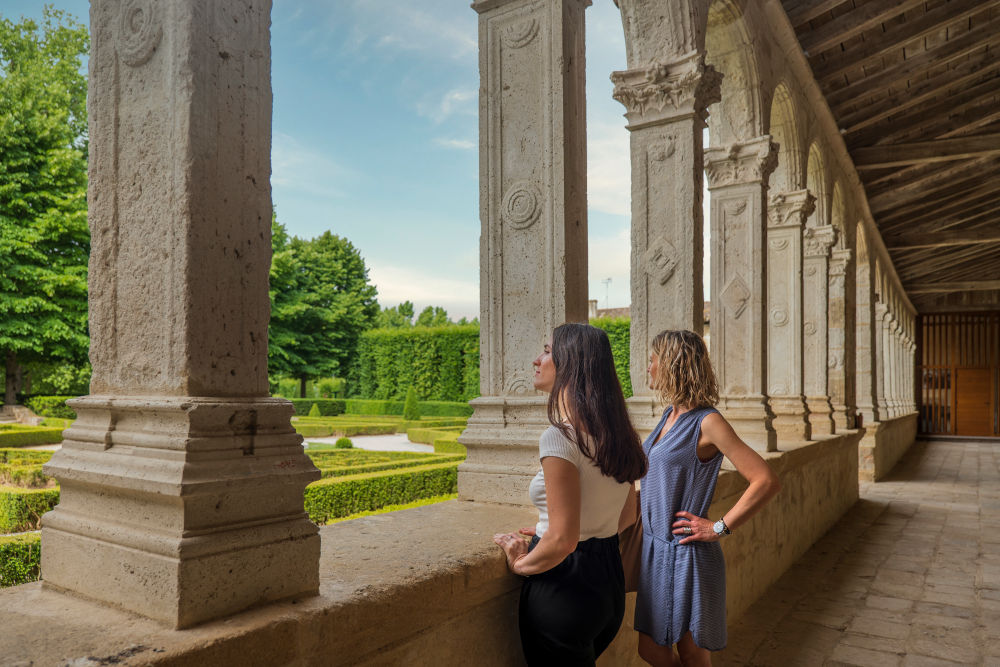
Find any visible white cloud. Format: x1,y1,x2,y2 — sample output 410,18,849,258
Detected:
271,132,356,201
369,261,479,321
434,137,475,150
587,120,631,217
417,88,477,124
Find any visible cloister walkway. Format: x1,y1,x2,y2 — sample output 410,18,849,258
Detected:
717,438,999,667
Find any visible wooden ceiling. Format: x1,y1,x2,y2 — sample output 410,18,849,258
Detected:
782,0,1000,313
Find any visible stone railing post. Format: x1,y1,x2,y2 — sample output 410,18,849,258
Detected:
803,225,836,435
611,53,722,432
705,138,779,451
827,248,855,430
766,190,815,442
459,0,591,504
42,0,320,628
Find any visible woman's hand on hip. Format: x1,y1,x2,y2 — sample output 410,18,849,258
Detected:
672,511,718,544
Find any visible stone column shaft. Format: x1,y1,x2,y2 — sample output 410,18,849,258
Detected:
828,248,855,430
856,258,879,425
874,301,891,420
766,190,815,442
705,137,779,451
803,226,836,435
42,0,320,629
459,0,591,504
610,52,721,432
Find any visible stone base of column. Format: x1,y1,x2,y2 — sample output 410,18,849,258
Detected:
41,396,321,629
719,394,777,452
831,402,856,431
770,395,812,443
457,396,550,505
626,395,666,439
806,396,835,435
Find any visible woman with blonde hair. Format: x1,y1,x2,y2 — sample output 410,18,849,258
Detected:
633,330,780,667
494,322,647,665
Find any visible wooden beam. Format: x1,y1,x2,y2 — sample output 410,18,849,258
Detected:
885,201,1000,238
811,0,999,84
876,183,1000,229
850,77,1000,149
836,50,1000,136
887,230,1000,250
800,0,928,56
786,0,851,27
864,157,996,210
875,176,1000,224
826,19,999,109
854,133,1000,169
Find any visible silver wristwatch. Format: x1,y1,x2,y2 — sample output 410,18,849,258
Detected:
712,517,731,537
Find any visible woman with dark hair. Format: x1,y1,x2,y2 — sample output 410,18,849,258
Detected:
635,330,780,667
494,322,647,665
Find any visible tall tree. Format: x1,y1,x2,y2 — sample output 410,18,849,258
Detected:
0,9,90,405
415,305,451,328
267,220,378,397
376,301,415,328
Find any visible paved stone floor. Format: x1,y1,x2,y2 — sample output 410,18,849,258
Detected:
717,438,1000,667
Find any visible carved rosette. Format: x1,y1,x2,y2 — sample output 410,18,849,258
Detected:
767,190,815,228
504,377,532,396
804,226,837,258
501,18,539,49
500,181,542,230
610,53,722,126
704,137,778,189
720,276,751,319
118,0,163,67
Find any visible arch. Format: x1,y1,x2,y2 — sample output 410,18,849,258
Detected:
705,0,763,145
766,81,803,192
805,141,828,228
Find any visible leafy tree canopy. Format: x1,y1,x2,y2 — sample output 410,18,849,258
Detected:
376,300,415,328
268,214,379,396
0,8,90,404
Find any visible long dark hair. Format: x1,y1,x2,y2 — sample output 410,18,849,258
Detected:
547,323,647,483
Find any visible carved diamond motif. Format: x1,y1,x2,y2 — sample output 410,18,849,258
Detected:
642,238,679,286
720,276,751,319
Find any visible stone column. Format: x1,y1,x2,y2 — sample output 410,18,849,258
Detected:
42,0,320,629
705,138,779,451
459,0,590,504
803,225,836,435
906,337,916,412
890,316,902,418
855,256,879,426
874,301,891,421
766,190,815,442
612,56,722,432
828,248,855,430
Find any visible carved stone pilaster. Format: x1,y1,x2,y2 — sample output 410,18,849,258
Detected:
827,248,856,430
856,258,880,426
766,190,814,443
460,0,591,502
617,0,710,64
873,301,891,420
803,226,837,435
705,137,778,451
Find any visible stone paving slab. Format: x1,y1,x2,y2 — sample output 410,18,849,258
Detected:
717,439,999,667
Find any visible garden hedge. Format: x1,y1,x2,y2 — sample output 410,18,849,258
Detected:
23,395,77,420
288,398,346,416
433,437,465,455
313,454,464,479
0,533,41,588
0,486,60,532
0,426,65,448
304,461,458,524
591,316,632,398
406,426,464,446
349,325,479,402
0,464,49,488
344,399,473,417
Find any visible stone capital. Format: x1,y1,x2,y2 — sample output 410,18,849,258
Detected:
611,52,721,129
829,248,852,276
804,226,837,258
704,136,778,189
768,190,816,228
874,302,890,320
473,0,591,14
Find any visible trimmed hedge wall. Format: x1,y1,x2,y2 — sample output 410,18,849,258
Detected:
433,435,466,455
0,426,65,448
0,533,41,588
314,454,463,479
304,461,458,524
0,486,59,532
23,395,77,420
350,325,479,402
288,399,347,416
406,426,464,446
591,316,632,398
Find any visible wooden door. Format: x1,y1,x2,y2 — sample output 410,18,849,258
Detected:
955,368,994,436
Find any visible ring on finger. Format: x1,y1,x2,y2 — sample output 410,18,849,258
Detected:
683,526,693,535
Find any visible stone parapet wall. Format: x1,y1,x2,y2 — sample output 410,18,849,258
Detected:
0,433,861,666
858,413,919,482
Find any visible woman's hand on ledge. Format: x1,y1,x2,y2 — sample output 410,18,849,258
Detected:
493,531,531,574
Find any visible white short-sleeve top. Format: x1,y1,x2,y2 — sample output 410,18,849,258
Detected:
528,425,630,540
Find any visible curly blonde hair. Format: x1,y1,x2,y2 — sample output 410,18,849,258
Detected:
650,330,719,408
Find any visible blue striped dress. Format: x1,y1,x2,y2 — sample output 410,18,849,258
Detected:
634,406,727,650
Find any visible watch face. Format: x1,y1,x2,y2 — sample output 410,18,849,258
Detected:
713,520,724,534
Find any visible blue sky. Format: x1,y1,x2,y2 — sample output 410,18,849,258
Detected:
4,1,693,321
